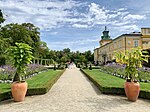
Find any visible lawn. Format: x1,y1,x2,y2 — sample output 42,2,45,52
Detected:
83,69,125,88
27,69,63,88
0,69,65,101
81,69,150,99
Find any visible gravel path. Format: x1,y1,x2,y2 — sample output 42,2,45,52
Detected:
0,65,150,112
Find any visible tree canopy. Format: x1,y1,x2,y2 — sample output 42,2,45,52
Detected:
1,23,41,57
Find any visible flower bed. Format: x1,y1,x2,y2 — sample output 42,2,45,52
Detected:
100,64,150,83
0,64,47,83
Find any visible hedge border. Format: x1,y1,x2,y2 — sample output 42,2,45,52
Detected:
80,69,150,100
0,69,66,102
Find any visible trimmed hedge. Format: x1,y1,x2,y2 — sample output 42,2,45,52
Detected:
80,69,125,95
0,69,65,101
27,69,65,95
0,91,12,101
81,69,150,100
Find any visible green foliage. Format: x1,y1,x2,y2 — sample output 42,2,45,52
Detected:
114,47,149,81
1,23,41,57
89,64,92,70
21,23,40,56
47,49,94,66
38,41,49,58
7,43,33,82
1,23,33,45
0,9,5,25
53,63,56,70
0,56,6,66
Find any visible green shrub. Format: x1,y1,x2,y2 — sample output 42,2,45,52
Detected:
89,64,92,70
0,56,6,66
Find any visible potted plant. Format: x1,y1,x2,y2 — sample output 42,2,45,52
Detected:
8,42,33,102
114,47,149,101
53,61,56,70
89,62,92,70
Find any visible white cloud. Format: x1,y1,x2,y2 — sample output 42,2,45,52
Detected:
72,24,88,28
88,3,107,21
0,0,81,29
118,8,127,11
114,25,139,33
124,14,146,21
0,0,146,31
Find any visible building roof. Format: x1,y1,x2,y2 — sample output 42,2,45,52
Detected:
141,27,150,29
122,33,142,36
113,33,142,41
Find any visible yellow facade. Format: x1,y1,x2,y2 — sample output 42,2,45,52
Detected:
94,28,150,64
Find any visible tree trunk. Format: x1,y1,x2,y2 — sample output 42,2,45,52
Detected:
13,72,21,82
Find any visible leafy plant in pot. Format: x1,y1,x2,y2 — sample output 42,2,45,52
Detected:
114,47,149,101
8,43,33,102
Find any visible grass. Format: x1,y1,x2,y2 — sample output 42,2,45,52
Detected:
0,83,10,93
0,69,65,101
27,70,63,88
81,69,150,99
83,69,125,87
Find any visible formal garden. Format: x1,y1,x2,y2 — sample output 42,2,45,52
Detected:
0,7,150,103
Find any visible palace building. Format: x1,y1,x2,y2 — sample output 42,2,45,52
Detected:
94,27,150,64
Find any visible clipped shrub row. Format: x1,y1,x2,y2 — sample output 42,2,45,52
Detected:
80,69,125,95
0,69,65,101
27,69,65,96
80,69,150,100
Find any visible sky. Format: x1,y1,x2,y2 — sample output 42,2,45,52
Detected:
0,0,150,52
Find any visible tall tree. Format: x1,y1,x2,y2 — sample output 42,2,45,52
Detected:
1,23,42,57
22,23,40,56
0,9,7,65
0,9,5,25
1,23,33,46
38,41,49,58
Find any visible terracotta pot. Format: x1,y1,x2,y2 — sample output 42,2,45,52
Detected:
11,81,28,102
124,81,140,102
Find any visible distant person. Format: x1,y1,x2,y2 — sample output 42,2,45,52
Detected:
68,62,70,69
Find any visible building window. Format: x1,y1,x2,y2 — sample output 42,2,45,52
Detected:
114,42,116,49
148,29,150,33
128,41,131,45
142,41,148,44
119,40,122,48
134,40,139,47
143,29,146,34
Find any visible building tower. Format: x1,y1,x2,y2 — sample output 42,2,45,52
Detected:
99,26,112,46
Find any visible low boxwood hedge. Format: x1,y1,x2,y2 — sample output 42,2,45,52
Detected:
81,69,150,100
0,69,65,101
80,69,125,95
